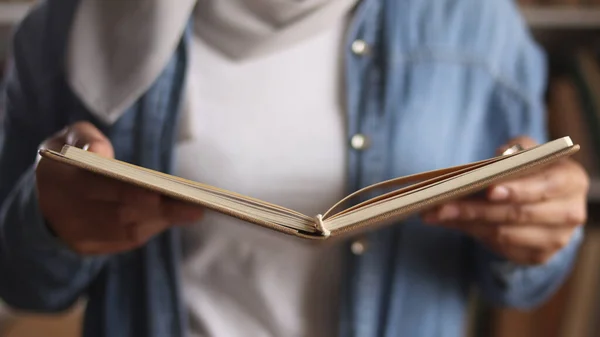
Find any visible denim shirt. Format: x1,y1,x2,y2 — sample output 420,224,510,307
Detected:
0,1,583,337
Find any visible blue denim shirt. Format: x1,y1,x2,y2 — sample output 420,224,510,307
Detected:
0,1,583,336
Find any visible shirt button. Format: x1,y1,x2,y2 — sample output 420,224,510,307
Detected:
351,240,367,255
350,134,369,150
351,40,369,55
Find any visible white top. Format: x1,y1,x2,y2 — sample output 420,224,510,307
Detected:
175,16,350,337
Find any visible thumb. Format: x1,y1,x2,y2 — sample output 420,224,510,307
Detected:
488,136,539,201
495,136,538,156
45,121,114,158
65,122,114,158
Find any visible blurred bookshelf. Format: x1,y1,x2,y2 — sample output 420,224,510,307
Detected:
522,6,600,29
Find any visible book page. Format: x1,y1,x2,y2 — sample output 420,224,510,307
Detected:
325,137,576,233
55,146,318,233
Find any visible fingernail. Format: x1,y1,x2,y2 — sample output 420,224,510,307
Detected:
438,205,460,221
490,186,510,201
82,143,90,151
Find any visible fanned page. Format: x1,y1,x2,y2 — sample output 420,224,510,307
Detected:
39,136,578,239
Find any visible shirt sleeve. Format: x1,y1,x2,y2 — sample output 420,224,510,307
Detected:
474,227,583,309
0,7,107,312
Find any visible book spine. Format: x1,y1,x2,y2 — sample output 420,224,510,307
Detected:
314,214,331,237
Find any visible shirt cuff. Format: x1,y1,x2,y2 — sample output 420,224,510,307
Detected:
4,167,99,262
490,225,584,290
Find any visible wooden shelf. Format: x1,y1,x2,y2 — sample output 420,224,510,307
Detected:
522,6,600,29
0,2,34,26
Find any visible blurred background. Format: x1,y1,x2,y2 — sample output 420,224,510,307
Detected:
0,0,599,336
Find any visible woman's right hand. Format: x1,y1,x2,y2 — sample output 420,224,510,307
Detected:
35,121,204,255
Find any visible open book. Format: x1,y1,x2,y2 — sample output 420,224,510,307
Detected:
39,137,579,239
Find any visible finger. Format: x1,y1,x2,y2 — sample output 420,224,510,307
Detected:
37,158,162,207
77,219,171,250
63,216,173,253
72,201,160,227
50,202,152,245
35,123,158,207
486,160,589,203
442,221,574,254
161,197,205,224
70,241,140,255
495,136,537,156
423,197,587,226
66,198,202,229
62,122,114,157
83,176,162,207
60,214,130,243
125,219,172,247
41,121,114,157
75,218,176,255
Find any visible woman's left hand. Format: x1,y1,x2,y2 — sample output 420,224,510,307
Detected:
422,136,590,265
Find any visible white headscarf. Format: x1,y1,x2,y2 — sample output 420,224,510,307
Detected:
66,0,357,124
193,0,358,60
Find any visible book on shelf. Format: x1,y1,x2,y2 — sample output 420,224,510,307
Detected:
554,47,600,178
517,0,600,6
547,73,599,176
39,137,579,239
